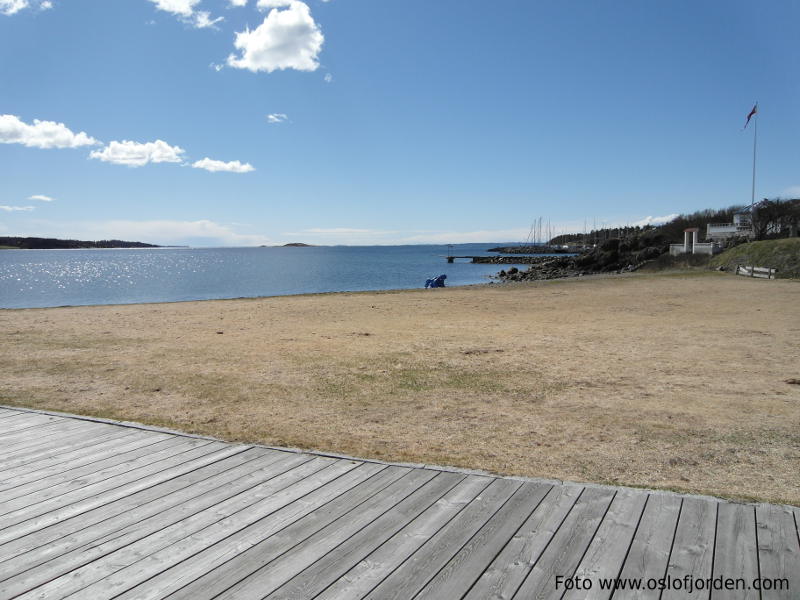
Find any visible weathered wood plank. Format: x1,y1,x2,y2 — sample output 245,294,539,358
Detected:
266,472,468,600
562,489,649,600
0,408,23,419
661,496,717,600
112,462,392,600
0,413,65,434
464,484,584,600
362,477,523,600
711,503,759,600
215,468,442,600
167,466,413,600
315,475,492,600
0,419,89,448
0,451,304,596
613,493,682,600
15,457,351,600
0,428,137,473
414,481,553,600
0,443,247,545
0,435,181,503
0,414,794,600
0,437,212,518
756,503,800,600
511,486,616,600
0,448,275,573
0,431,172,493
0,423,124,463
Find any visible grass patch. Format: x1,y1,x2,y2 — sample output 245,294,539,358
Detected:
710,238,800,278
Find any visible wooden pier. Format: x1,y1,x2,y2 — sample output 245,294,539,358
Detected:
0,406,797,599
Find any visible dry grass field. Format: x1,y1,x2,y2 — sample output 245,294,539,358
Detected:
2,272,798,505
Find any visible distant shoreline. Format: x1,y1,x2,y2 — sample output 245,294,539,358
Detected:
0,237,162,250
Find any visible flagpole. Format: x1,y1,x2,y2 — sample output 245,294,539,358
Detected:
751,106,758,207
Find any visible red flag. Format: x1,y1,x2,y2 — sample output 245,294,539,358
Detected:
744,103,757,128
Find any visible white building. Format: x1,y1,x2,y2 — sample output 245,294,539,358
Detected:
706,212,754,242
670,227,720,256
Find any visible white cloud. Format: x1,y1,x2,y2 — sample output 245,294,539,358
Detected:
89,139,185,167
256,0,291,8
1,0,28,15
191,157,255,173
0,114,99,149
228,0,247,6
266,113,287,123
303,228,387,234
0,205,35,212
28,194,54,202
147,0,222,29
83,219,270,246
631,214,679,227
147,0,199,17
227,1,324,73
0,0,50,14
193,10,223,28
781,186,800,198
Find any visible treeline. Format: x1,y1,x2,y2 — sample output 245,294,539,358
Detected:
550,199,800,245
658,205,746,241
0,237,160,249
551,225,658,246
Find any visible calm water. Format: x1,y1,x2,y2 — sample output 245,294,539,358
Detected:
0,244,530,309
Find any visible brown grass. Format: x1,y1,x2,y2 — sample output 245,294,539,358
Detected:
2,272,799,505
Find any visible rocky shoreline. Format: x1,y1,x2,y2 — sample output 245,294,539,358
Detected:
496,237,668,281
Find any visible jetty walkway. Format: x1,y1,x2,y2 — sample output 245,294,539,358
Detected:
0,406,797,599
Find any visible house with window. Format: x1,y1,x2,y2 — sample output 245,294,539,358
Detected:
706,212,754,242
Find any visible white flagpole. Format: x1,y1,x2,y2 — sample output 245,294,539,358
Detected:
750,104,758,207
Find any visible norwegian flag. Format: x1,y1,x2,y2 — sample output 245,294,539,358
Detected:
744,103,758,129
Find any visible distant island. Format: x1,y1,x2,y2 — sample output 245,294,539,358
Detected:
282,243,314,247
0,237,161,250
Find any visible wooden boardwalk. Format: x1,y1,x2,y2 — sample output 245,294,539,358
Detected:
0,407,797,599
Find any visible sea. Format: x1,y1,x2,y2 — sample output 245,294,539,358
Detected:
0,243,533,309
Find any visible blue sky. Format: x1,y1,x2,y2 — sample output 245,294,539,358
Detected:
1,0,798,246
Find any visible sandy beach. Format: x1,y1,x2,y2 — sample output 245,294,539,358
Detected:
2,272,798,505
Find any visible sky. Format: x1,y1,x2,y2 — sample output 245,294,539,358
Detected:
1,0,798,246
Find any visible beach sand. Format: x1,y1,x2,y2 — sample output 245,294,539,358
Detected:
2,272,798,504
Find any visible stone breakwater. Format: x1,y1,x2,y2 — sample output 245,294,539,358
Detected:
497,243,666,281
470,255,566,264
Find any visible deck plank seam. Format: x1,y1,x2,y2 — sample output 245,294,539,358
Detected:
158,465,412,600
181,467,425,600
392,479,527,600
0,449,273,565
708,501,721,590
13,456,345,600
66,460,368,600
263,472,469,600
456,483,557,600
0,444,253,540
507,486,587,600
554,489,620,600
656,497,684,600
606,492,651,600
0,439,221,520
0,430,143,475
250,470,448,600
331,476,496,600
0,435,196,500
0,451,298,592
753,507,763,600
